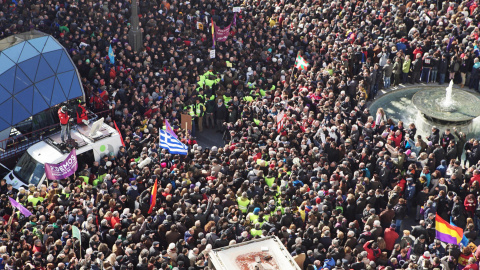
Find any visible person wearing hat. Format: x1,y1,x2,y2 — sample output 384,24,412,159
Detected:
76,100,89,125
61,231,70,245
405,178,415,214
417,251,433,267
149,241,161,257
58,105,72,143
247,207,261,224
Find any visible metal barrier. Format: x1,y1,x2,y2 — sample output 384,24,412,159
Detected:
0,123,60,163
0,108,113,164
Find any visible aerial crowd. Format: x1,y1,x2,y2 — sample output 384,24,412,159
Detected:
4,0,480,269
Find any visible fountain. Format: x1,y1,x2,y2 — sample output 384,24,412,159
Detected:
369,83,480,139
411,81,480,124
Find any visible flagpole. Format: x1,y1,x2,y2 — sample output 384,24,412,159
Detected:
6,214,13,241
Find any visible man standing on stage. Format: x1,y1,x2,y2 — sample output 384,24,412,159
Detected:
58,106,71,143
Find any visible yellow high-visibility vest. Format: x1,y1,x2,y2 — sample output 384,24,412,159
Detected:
237,197,250,213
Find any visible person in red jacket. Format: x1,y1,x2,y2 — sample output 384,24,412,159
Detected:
464,194,477,218
383,224,399,253
469,170,480,186
76,101,88,125
464,257,479,270
388,130,403,147
58,106,71,143
363,240,381,262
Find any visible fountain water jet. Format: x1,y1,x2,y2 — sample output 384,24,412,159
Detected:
411,83,480,124
439,80,455,112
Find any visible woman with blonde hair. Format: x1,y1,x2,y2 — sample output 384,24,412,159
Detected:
377,237,386,251
375,108,387,127
437,178,448,193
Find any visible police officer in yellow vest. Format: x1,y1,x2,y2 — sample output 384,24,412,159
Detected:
194,98,205,133
237,192,250,214
248,207,261,224
184,104,196,136
197,89,206,104
27,191,44,208
250,223,263,237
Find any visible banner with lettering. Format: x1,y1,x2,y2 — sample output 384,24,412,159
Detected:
45,149,78,180
214,14,237,42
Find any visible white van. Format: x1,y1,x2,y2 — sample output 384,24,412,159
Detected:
5,118,123,190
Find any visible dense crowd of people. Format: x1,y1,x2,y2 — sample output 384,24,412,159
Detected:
5,0,480,269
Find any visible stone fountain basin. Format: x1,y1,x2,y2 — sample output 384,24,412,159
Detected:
369,86,480,139
412,88,480,122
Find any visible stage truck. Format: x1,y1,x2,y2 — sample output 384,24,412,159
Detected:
4,118,123,190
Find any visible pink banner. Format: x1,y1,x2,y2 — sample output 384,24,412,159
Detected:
214,14,236,42
45,149,78,180
215,24,231,42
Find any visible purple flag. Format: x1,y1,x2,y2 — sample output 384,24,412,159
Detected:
165,120,178,139
447,36,454,51
45,149,78,180
9,197,32,217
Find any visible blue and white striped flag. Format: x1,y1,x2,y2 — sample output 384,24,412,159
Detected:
159,129,188,155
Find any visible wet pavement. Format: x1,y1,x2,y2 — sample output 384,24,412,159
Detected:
196,126,225,149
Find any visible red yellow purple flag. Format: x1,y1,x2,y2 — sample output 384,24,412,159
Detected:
211,18,216,48
148,178,158,214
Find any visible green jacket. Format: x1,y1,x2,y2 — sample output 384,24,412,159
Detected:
402,59,411,73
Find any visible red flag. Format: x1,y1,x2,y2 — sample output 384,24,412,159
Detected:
114,121,125,147
148,178,158,214
277,112,286,133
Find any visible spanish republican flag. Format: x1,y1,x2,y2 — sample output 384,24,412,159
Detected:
435,215,464,245
211,18,216,48
148,179,158,214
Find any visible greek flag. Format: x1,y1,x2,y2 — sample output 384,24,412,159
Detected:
159,129,188,155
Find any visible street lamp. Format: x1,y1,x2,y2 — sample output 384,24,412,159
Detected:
128,0,143,52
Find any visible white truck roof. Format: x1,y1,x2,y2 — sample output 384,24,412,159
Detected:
27,141,66,164
27,121,120,164
208,236,301,270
